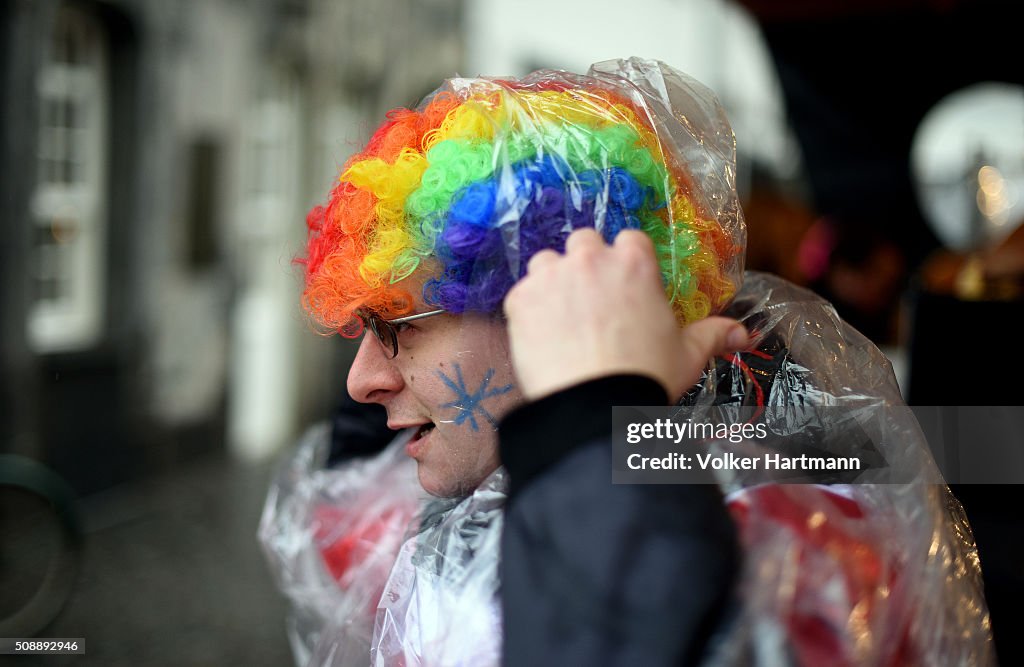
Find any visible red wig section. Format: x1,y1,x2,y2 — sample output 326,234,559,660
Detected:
299,92,459,334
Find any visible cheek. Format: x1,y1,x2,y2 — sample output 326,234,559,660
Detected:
430,360,518,431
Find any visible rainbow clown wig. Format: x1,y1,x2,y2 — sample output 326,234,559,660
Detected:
301,58,746,337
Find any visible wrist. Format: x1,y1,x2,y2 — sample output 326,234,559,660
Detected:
500,374,669,496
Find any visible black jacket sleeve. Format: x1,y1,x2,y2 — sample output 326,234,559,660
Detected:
327,392,392,467
498,375,739,666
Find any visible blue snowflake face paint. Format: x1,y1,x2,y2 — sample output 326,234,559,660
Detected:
438,364,515,431
347,309,523,498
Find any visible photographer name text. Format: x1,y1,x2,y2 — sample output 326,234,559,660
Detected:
626,451,862,471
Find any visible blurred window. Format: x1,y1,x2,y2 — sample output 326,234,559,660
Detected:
227,63,305,458
28,5,109,352
238,65,302,287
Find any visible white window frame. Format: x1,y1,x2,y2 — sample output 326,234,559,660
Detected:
228,63,305,460
28,5,109,353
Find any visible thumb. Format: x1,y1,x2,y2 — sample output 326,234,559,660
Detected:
671,317,748,398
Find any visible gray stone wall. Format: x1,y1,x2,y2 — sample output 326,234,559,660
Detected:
1,0,464,488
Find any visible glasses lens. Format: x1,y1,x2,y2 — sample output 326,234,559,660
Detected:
367,315,397,359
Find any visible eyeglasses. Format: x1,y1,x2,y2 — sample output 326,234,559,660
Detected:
361,309,446,359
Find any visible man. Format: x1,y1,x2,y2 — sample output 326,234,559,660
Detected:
262,58,992,666
342,223,748,664
302,58,749,665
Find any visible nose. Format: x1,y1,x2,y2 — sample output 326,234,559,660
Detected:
347,334,405,404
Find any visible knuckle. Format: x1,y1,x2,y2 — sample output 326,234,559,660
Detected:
506,278,529,305
573,244,603,268
526,250,554,273
620,230,655,257
566,227,603,251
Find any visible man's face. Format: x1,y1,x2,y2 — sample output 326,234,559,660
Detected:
347,306,523,497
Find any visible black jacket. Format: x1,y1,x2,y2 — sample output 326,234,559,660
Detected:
498,375,739,666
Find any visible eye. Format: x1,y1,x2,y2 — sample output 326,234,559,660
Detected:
392,321,413,334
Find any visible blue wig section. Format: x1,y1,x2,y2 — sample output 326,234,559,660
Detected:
423,154,656,313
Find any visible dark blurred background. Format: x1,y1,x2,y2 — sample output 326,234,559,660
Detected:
2,0,1023,664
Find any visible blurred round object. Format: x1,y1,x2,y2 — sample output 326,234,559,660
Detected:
0,456,81,636
911,82,1024,251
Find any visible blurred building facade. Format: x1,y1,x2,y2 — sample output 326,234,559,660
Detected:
464,0,802,194
0,0,463,494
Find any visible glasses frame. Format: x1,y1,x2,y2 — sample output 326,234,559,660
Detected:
362,309,446,359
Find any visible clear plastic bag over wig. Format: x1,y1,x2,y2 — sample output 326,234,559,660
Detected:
301,57,745,335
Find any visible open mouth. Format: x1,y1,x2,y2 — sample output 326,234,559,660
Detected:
406,422,436,458
413,422,436,440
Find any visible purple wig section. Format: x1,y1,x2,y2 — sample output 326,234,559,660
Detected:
423,156,649,313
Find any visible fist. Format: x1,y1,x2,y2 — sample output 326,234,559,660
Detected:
503,229,747,401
